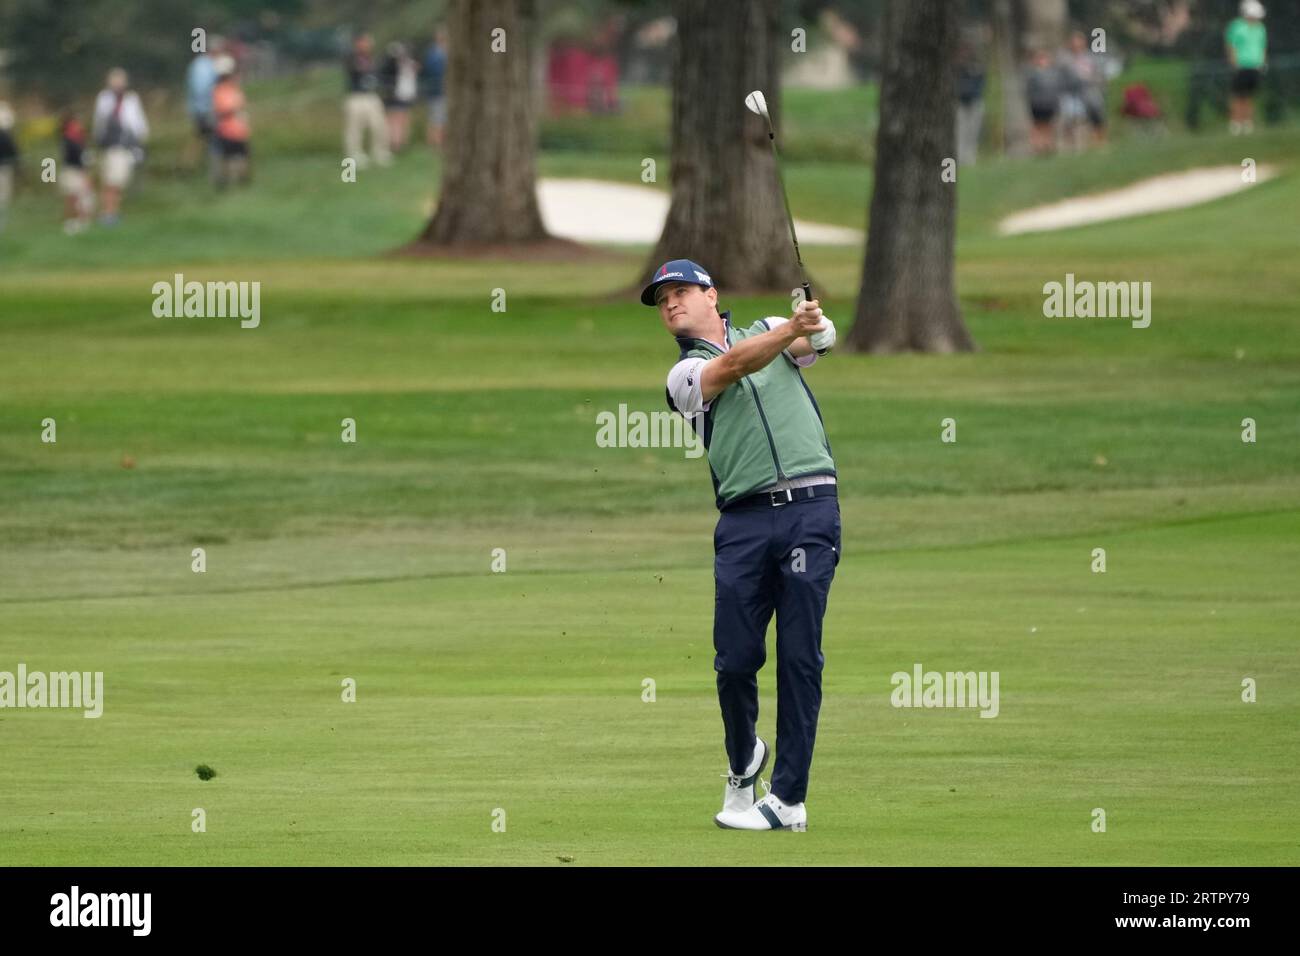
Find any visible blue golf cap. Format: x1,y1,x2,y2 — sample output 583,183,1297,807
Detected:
640,258,714,306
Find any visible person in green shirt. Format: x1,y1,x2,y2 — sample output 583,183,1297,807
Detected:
1225,0,1268,135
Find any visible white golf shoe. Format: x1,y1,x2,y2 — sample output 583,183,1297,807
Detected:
719,737,770,815
715,780,808,831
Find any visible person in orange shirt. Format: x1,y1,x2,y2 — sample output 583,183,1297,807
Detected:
211,55,251,189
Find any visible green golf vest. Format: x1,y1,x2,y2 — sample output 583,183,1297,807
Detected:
666,310,836,510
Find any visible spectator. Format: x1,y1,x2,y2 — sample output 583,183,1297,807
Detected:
211,55,251,189
1025,49,1061,156
423,28,448,149
92,67,149,227
1225,0,1267,135
0,102,16,234
1059,31,1108,151
343,33,390,168
586,19,621,115
185,37,221,173
59,112,95,234
955,43,985,166
381,41,419,154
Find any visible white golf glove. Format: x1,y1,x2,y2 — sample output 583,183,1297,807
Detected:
809,316,836,353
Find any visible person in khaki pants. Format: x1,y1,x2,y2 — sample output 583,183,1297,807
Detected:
343,33,390,168
91,68,149,227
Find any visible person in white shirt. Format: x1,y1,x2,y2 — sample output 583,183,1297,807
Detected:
382,42,420,154
91,68,149,226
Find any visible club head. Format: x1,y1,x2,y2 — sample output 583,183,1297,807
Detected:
743,90,769,119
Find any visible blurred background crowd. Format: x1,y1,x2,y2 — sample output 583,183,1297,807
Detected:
0,0,1295,236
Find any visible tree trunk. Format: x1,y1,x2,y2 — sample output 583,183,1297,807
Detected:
419,0,549,245
845,0,974,354
643,0,805,295
1021,0,1068,55
992,0,1030,157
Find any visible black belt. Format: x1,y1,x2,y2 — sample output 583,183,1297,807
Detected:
723,482,837,511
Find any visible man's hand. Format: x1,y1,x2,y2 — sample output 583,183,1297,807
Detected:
790,298,828,338
790,298,834,354
699,305,826,401
809,317,836,353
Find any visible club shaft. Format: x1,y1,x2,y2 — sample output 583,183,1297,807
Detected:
766,128,811,298
764,119,823,352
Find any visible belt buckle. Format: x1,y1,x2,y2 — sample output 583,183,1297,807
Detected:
769,488,793,507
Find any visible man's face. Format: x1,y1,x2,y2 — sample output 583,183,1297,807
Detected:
656,282,717,336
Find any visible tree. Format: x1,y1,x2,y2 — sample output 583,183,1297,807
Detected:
844,0,974,354
643,0,804,294
0,0,233,101
1021,0,1067,55
991,0,1031,157
991,0,1069,157
418,0,550,246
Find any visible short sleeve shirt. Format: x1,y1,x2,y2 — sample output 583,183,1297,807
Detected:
667,316,818,415
1226,18,1267,69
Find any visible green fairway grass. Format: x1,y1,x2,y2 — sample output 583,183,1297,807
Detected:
1,509,1295,866
1,104,1298,864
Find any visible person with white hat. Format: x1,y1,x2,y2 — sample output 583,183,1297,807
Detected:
1226,1,1268,135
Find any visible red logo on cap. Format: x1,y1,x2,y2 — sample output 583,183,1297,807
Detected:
659,265,668,276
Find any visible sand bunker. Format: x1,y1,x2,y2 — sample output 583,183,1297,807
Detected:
537,178,863,246
998,164,1278,235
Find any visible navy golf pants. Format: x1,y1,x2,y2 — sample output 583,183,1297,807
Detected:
713,490,840,805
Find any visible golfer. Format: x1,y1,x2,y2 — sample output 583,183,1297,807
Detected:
644,259,840,831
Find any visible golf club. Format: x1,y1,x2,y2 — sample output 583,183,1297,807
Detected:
744,89,828,354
